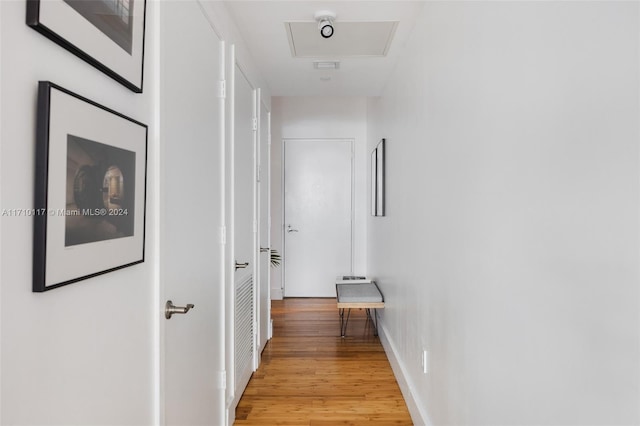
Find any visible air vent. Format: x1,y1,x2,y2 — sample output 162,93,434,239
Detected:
313,61,340,70
286,21,398,58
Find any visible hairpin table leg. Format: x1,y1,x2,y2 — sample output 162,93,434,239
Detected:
340,308,351,337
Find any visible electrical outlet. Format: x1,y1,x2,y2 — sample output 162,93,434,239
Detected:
421,350,428,374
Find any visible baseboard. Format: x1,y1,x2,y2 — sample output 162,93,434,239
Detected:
225,396,235,426
271,287,283,300
378,321,432,426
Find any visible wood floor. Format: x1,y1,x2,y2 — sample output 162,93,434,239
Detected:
234,298,413,425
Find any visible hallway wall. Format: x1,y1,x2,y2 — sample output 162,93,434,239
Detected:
367,2,640,424
270,97,367,299
0,1,269,424
0,1,158,424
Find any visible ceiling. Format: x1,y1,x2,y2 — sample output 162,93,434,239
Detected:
224,1,427,97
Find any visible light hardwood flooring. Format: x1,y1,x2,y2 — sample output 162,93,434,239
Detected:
234,298,413,425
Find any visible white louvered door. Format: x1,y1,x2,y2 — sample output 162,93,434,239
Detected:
229,58,257,415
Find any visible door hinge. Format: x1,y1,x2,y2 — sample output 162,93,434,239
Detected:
217,80,226,99
220,226,226,245
218,370,227,390
252,118,258,131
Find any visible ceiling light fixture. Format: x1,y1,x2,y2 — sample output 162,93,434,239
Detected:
314,10,336,39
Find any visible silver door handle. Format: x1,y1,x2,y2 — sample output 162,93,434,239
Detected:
165,300,195,319
235,261,249,270
287,225,299,233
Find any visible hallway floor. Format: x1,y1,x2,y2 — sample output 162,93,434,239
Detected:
234,298,413,425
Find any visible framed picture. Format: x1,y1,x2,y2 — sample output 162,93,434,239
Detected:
371,149,377,216
371,139,385,217
27,0,147,93
33,81,148,292
376,139,385,216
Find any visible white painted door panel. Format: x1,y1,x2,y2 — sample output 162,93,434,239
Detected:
234,68,255,285
161,2,224,425
284,140,353,297
232,65,256,405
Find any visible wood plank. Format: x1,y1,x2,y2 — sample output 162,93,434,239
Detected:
234,298,413,425
337,302,385,309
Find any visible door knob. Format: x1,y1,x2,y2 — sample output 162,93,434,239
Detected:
235,261,249,270
287,225,298,233
165,300,195,319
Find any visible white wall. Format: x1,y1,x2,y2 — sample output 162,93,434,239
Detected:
270,97,367,299
367,2,640,425
0,1,270,424
0,1,158,424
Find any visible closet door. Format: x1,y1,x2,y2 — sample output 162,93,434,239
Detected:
161,2,225,425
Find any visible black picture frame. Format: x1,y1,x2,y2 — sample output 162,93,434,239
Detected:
33,81,148,292
371,138,385,217
371,148,377,216
27,0,147,93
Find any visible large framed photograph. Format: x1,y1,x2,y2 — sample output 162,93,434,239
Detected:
27,0,147,93
371,138,385,217
33,81,148,292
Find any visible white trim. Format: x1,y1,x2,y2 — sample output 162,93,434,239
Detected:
280,139,286,295
225,44,236,425
377,321,432,426
266,110,272,332
217,38,227,426
151,0,162,424
252,87,259,371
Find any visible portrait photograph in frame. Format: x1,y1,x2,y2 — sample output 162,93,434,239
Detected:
27,0,147,92
33,81,148,292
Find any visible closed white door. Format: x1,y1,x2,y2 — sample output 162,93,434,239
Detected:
161,2,224,425
284,139,353,297
230,62,256,410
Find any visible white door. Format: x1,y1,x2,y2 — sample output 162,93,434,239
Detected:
284,139,353,297
229,61,257,412
257,92,271,351
161,2,225,425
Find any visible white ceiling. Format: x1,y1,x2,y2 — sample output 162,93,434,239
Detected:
224,1,427,97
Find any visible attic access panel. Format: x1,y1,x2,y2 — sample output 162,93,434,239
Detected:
286,21,398,57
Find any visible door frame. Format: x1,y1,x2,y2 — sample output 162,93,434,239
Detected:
256,88,272,351
281,138,355,297
225,46,262,425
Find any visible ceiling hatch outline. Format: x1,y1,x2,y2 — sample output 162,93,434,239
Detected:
285,21,399,58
